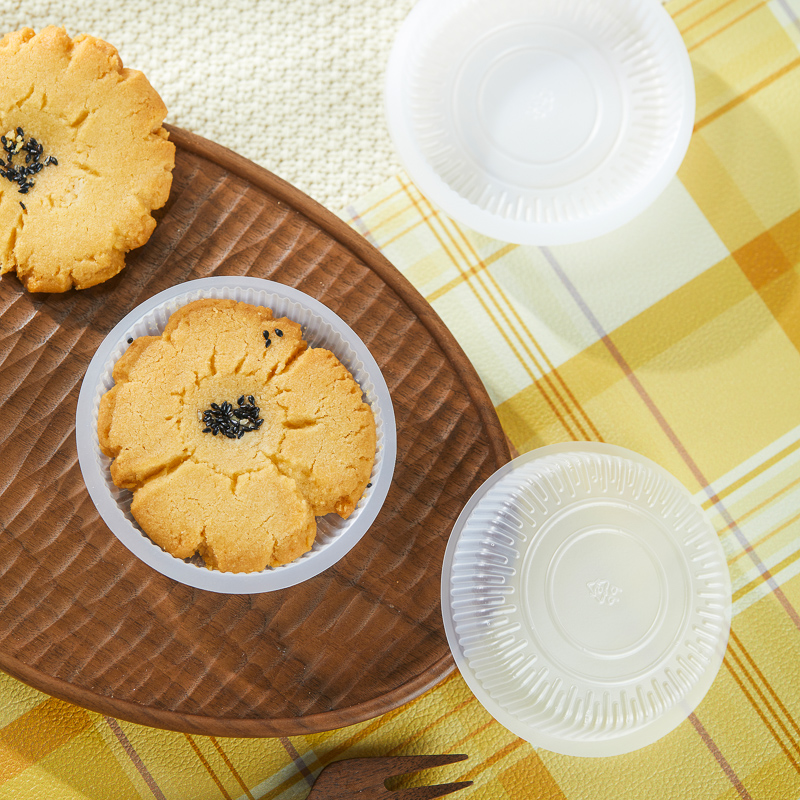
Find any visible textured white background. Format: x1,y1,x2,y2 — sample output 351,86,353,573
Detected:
1,0,416,210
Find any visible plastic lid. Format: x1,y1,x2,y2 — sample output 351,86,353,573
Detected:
442,443,731,756
385,0,696,245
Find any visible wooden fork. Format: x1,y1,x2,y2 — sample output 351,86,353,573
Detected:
306,753,472,799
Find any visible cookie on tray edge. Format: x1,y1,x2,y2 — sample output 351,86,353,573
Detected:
0,26,175,292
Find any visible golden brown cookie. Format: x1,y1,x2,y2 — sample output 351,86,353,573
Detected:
98,298,377,573
0,27,175,292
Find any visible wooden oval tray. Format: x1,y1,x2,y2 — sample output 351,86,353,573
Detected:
0,127,510,736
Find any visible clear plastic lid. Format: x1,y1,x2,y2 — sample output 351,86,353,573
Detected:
385,0,695,244
442,443,731,756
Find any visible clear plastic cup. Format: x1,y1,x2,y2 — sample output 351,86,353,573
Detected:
385,0,695,244
442,442,731,756
76,277,396,594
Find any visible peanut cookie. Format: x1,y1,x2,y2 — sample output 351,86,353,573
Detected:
98,298,377,573
0,27,175,292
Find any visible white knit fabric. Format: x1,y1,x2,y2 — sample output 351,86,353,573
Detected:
1,0,416,210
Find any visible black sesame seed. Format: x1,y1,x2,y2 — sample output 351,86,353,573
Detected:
367,482,372,488
0,131,57,195
264,339,271,348
263,330,269,339
248,395,255,404
127,337,133,344
275,329,283,337
50,156,58,165
200,396,263,439
19,201,25,211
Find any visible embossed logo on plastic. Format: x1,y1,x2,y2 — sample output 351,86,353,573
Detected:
529,89,555,119
586,579,622,606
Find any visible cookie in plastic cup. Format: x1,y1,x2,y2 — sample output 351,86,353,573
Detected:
76,277,396,594
442,442,731,756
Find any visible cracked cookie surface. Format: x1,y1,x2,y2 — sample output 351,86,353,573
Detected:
98,298,377,574
0,26,175,292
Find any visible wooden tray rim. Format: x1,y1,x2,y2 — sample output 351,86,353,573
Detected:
0,126,510,736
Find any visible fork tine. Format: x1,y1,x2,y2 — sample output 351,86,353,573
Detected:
390,780,474,799
379,754,469,777
307,754,471,799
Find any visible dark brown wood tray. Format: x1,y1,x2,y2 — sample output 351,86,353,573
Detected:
0,127,510,736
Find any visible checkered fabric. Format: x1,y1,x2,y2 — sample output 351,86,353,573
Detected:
2,0,800,797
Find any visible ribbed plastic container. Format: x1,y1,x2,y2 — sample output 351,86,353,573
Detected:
442,443,731,756
76,277,396,594
385,0,695,244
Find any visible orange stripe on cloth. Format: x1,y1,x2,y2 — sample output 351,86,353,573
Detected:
735,220,800,356
688,2,768,51
376,211,438,249
279,736,315,786
425,243,517,304
359,193,419,240
734,214,797,292
679,0,756,35
387,694,478,754
258,684,472,800
728,508,800,566
210,738,255,800
499,750,568,800
448,220,604,443
448,718,501,759
724,648,800,774
729,629,800,754
540,245,800,631
733,547,800,602
689,713,755,799
104,717,168,800
350,184,406,225
671,0,712,19
302,673,462,769
185,734,232,800
399,182,584,441
399,179,594,442
460,737,527,783
720,473,800,532
694,56,800,131
0,697,92,783
686,0,768,49
701,437,800,511
252,766,309,800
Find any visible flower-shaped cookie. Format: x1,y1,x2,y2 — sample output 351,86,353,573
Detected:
98,299,377,573
0,27,175,292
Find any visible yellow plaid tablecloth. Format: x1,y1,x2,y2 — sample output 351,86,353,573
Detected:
3,0,800,797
